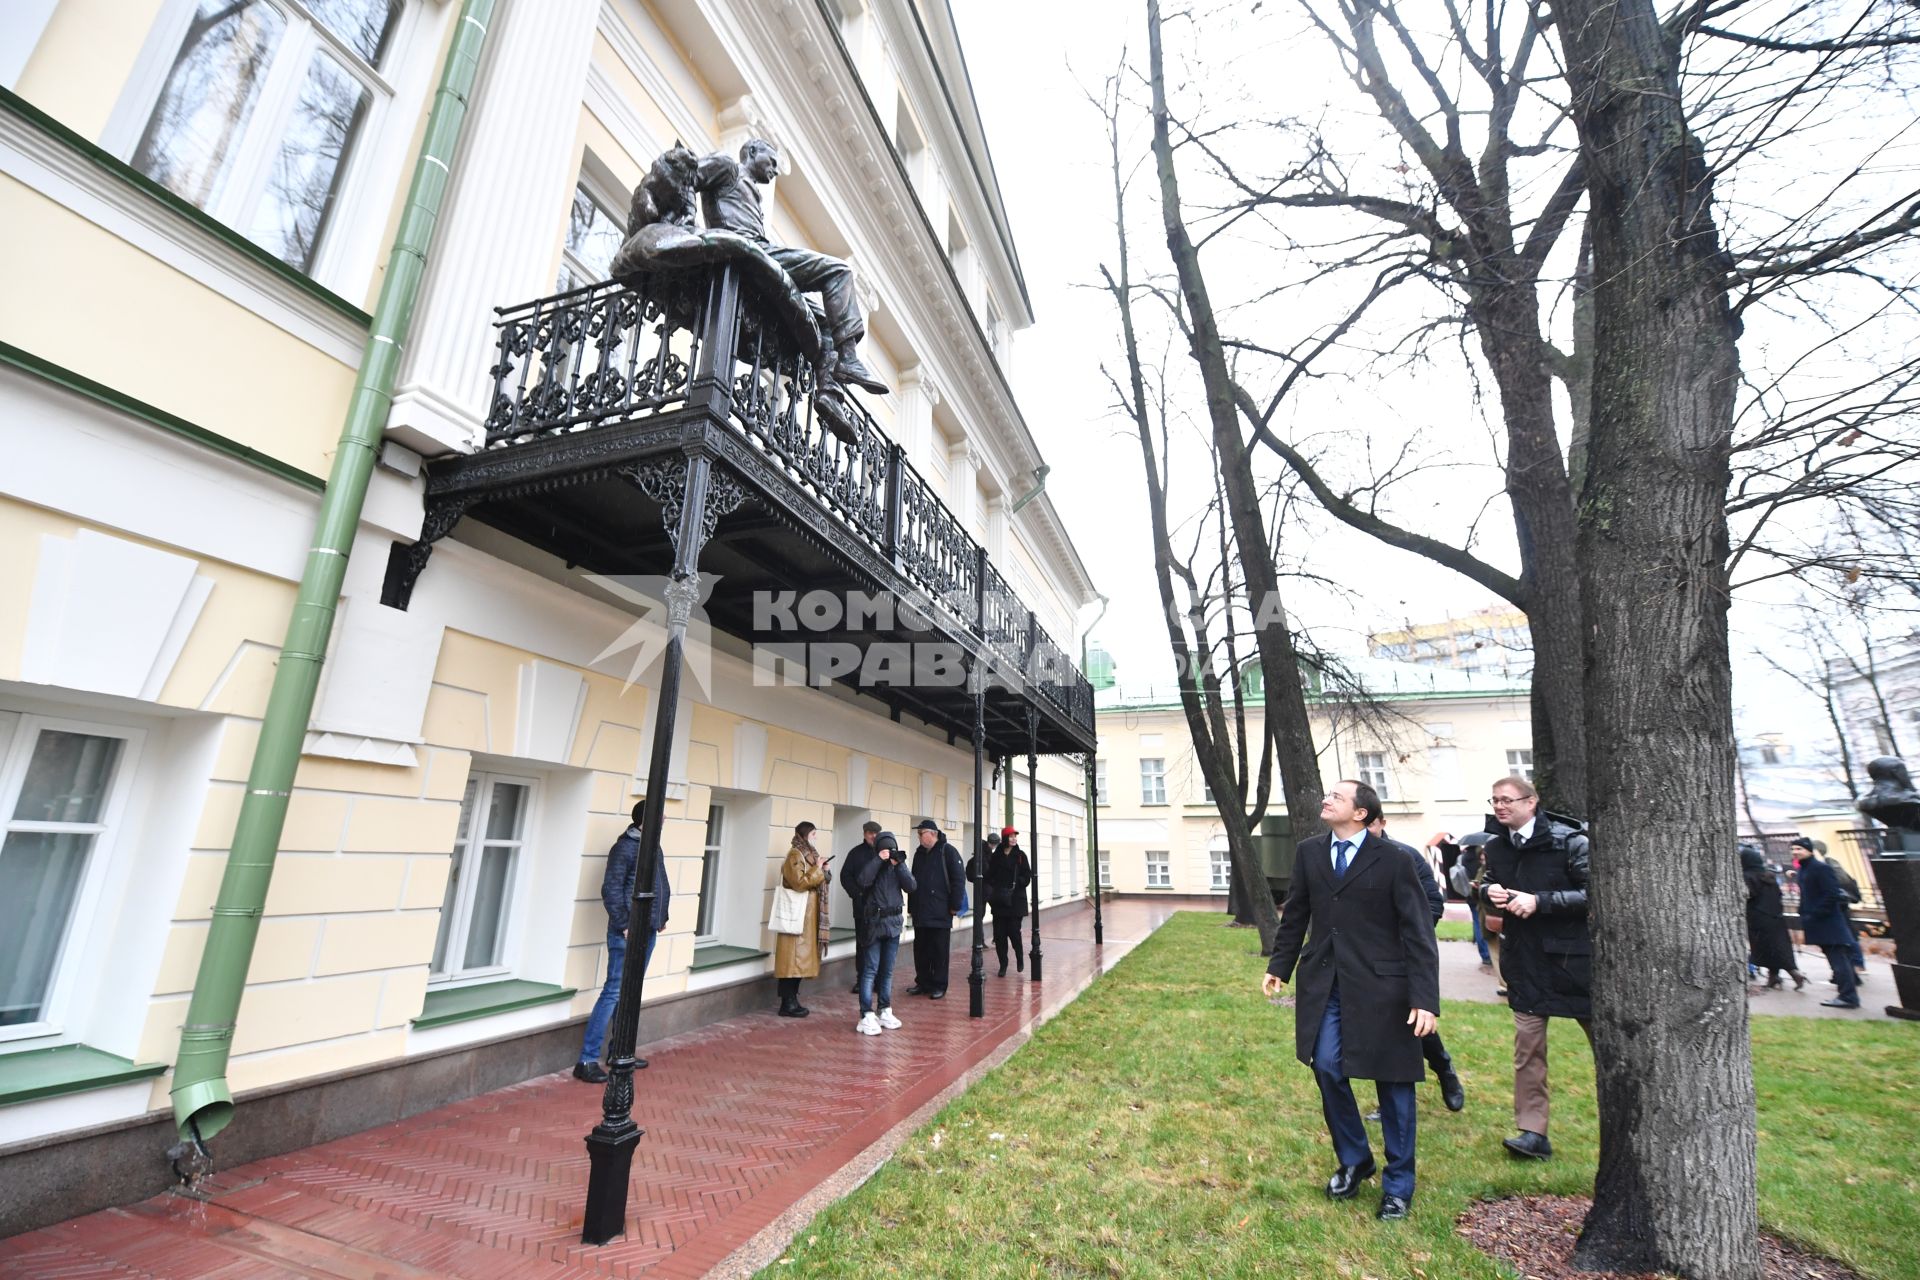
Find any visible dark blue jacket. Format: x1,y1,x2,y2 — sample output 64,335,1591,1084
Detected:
855,847,917,939
908,833,966,924
602,824,671,936
1794,854,1854,948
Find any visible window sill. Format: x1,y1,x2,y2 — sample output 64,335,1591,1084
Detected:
0,1043,166,1107
412,979,576,1030
1142,885,1177,891
690,944,771,972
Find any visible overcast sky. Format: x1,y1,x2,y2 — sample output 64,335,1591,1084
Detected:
948,0,1867,743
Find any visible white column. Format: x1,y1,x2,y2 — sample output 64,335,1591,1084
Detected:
895,363,941,471
947,439,978,530
385,0,603,458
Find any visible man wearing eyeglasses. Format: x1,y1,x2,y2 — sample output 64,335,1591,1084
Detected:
1477,775,1593,1161
1261,779,1440,1222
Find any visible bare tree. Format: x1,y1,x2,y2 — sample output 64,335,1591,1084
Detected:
1110,2,1919,1276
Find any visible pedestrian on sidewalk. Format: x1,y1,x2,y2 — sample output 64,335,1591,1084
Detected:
1262,780,1440,1223
1372,817,1465,1112
576,801,671,1083
1814,838,1869,979
854,831,915,1035
1792,836,1861,1009
969,826,1033,976
1446,833,1497,973
844,821,882,994
906,818,966,999
1476,775,1594,1161
1741,844,1806,992
774,821,831,1018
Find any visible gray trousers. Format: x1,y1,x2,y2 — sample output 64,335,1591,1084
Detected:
767,244,863,349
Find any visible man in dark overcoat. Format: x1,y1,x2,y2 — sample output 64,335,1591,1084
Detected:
1475,775,1592,1160
906,819,966,999
1792,837,1861,1009
1263,779,1440,1221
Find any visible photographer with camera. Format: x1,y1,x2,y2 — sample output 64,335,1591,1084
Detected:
853,830,916,1035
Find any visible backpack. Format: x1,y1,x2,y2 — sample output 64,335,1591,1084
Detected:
1827,857,1863,904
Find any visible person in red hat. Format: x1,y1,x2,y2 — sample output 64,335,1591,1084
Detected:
970,825,1034,976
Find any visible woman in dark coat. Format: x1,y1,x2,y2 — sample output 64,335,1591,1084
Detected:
1740,845,1804,991
969,828,1033,976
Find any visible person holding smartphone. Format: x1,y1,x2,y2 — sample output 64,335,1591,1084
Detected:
854,831,915,1034
773,821,831,1017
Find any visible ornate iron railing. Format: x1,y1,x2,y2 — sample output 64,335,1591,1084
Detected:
477,268,1094,738
485,275,709,445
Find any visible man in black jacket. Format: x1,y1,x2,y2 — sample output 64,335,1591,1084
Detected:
906,818,966,999
1263,780,1440,1221
1369,817,1465,1112
576,802,671,1083
1475,775,1593,1160
843,822,882,993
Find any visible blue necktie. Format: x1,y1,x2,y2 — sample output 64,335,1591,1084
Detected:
1334,839,1352,878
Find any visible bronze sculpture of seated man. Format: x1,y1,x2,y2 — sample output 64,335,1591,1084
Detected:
693,138,888,397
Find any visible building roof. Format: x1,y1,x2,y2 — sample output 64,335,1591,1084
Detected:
1094,652,1529,713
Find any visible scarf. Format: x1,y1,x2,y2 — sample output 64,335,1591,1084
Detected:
793,835,831,944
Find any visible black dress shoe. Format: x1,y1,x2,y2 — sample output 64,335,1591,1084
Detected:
635,1058,648,1069
928,989,947,1000
1820,998,1861,1009
1503,1130,1552,1159
573,1061,608,1084
1438,1070,1465,1112
906,985,928,996
1376,1193,1410,1221
1325,1157,1377,1200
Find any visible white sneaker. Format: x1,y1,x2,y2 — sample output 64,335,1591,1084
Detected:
856,1011,881,1036
877,1008,902,1030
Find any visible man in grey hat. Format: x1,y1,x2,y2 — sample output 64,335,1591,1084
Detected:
906,819,966,999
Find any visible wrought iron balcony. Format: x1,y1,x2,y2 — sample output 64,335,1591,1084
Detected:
384,263,1095,755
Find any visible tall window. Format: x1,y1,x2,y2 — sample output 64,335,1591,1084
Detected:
1140,758,1166,805
1145,850,1171,888
558,182,624,291
1097,850,1111,889
1094,759,1107,806
433,772,533,982
1209,847,1232,891
1506,749,1535,782
1355,751,1391,800
131,0,403,272
1051,835,1063,899
696,805,725,939
0,714,135,1035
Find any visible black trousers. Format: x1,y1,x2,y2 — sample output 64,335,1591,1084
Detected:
1422,1030,1453,1076
913,926,952,992
990,906,1026,970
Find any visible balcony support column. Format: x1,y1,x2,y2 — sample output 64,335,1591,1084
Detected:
1028,707,1043,983
582,449,737,1246
968,657,989,1019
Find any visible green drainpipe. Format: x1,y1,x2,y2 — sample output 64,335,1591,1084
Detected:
170,0,497,1146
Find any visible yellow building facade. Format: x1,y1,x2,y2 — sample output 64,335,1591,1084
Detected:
1092,668,1534,896
0,0,1097,1189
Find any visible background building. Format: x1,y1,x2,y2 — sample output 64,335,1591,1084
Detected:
1090,654,1532,896
0,0,1097,1186
1368,606,1532,679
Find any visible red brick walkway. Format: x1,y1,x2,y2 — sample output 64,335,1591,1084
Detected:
0,899,1183,1280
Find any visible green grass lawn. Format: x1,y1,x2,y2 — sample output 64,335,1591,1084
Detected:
761,912,1920,1279
1435,918,1476,943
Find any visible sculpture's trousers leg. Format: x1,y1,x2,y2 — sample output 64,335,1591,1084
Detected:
768,245,864,349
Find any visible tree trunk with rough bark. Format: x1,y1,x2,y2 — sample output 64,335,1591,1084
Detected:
1558,1,1758,1275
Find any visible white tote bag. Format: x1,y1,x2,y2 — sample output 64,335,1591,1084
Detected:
768,884,809,935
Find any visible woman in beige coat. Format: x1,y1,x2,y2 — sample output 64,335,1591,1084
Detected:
774,821,831,1017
